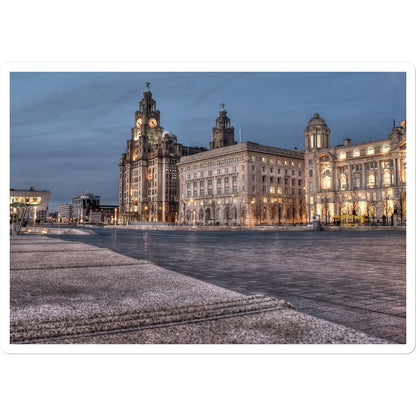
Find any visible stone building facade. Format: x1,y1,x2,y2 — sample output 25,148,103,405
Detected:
304,113,407,224
119,84,205,224
178,108,305,226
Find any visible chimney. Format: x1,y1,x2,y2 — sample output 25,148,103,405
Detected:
343,137,351,146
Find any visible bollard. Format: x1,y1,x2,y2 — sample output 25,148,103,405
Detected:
313,214,321,231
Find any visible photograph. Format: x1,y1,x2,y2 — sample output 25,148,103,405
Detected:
6,68,409,349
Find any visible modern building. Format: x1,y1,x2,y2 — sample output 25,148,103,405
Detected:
72,192,100,222
178,108,305,226
10,187,50,223
57,204,72,223
304,114,407,224
118,83,205,224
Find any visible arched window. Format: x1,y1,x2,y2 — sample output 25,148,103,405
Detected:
339,151,346,160
382,143,390,153
367,146,375,155
353,148,360,157
322,169,331,190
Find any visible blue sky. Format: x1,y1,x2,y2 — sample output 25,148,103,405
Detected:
9,71,406,211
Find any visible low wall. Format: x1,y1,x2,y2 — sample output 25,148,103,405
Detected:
21,227,95,235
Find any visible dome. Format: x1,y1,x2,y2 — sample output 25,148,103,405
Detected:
162,130,173,137
307,113,327,127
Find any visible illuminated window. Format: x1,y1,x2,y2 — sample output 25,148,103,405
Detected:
270,186,275,194
382,143,390,153
383,170,391,185
367,173,375,188
353,148,360,157
317,134,321,147
310,135,314,148
340,174,347,190
339,151,346,160
367,146,375,155
322,169,331,190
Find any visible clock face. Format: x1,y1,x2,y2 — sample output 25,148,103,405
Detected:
136,118,142,128
148,117,158,128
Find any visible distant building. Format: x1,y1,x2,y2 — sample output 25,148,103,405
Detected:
97,205,118,224
119,83,205,224
10,187,50,222
72,192,100,221
304,114,407,224
178,109,305,226
88,211,102,223
58,204,72,223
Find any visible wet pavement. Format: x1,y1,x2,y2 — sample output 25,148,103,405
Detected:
48,228,406,343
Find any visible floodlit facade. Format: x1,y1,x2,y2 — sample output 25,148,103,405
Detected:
178,108,305,226
119,83,205,224
304,114,407,224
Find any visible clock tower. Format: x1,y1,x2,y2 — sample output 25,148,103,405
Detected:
133,82,163,145
210,104,236,149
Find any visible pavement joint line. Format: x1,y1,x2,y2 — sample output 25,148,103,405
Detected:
291,293,406,319
10,261,151,271
10,296,293,343
11,305,299,344
10,249,109,253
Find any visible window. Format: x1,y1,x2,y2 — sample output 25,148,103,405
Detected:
367,173,375,188
322,169,331,190
353,149,360,157
340,174,347,190
383,170,391,186
339,151,346,160
353,174,362,189
367,146,375,155
382,143,390,153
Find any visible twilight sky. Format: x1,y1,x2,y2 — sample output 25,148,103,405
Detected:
9,71,406,211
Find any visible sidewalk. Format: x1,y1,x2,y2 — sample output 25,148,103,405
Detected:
9,235,390,344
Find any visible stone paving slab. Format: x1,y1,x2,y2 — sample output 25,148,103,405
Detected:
10,249,147,270
9,235,393,345
10,243,103,253
10,263,247,322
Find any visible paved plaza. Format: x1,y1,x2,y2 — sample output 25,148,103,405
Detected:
9,234,395,344
45,228,406,344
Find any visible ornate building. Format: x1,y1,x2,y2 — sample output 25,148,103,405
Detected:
304,113,407,224
119,83,205,223
178,107,305,226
